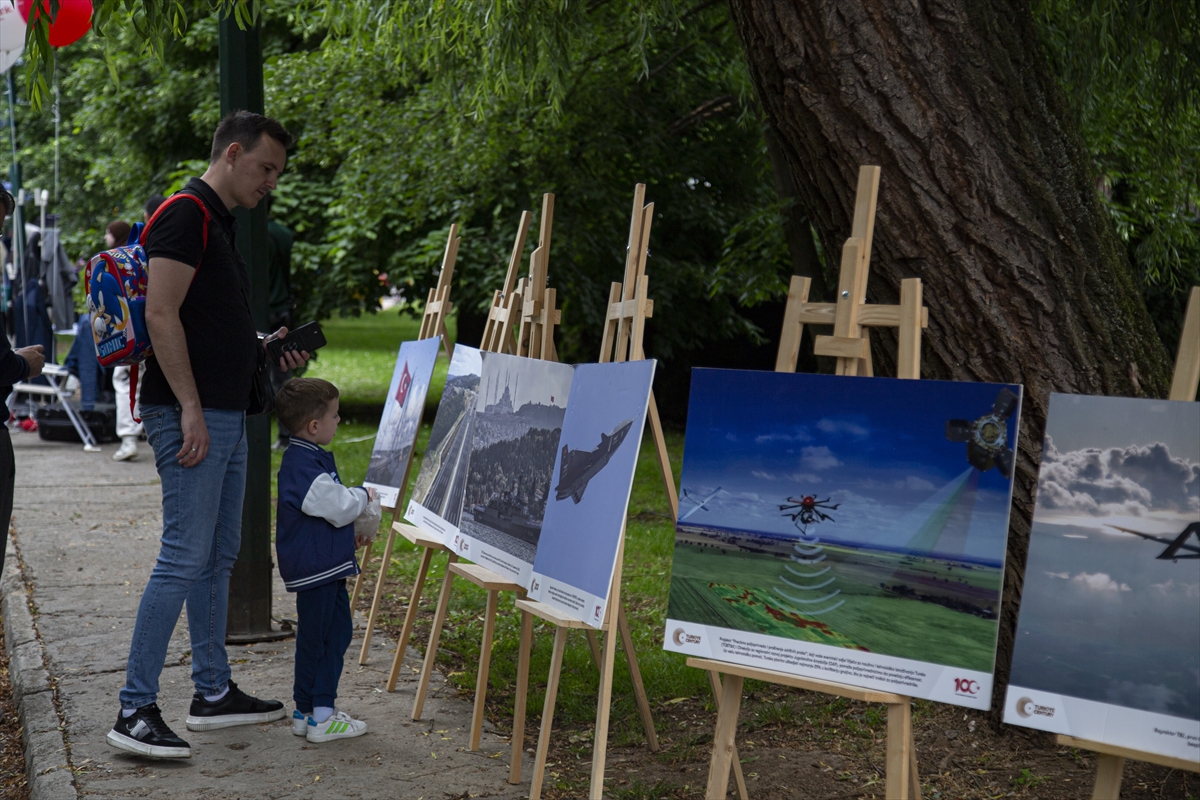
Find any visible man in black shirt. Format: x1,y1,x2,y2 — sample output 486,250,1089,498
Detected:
107,113,309,760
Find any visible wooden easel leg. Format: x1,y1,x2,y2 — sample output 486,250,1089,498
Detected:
412,556,458,720
909,743,922,799
1091,754,1125,800
386,546,435,692
616,604,658,751
469,589,500,751
358,525,397,664
705,670,748,800
589,551,625,800
646,391,680,519
705,672,745,800
886,699,913,799
350,542,372,611
586,629,603,671
509,610,532,785
530,626,568,800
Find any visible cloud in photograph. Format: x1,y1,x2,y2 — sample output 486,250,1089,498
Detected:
800,446,841,471
895,476,937,492
1036,438,1200,520
1070,572,1131,593
816,418,869,439
755,426,812,444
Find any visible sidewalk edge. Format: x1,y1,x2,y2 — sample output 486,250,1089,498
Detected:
2,537,79,800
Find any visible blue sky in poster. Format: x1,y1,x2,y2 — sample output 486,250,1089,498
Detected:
533,360,655,597
679,369,1022,563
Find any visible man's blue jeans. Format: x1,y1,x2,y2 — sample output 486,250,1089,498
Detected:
119,404,247,709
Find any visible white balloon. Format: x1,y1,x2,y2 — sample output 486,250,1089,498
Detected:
0,0,25,74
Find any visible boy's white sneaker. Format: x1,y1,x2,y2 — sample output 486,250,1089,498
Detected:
306,711,367,743
292,710,307,736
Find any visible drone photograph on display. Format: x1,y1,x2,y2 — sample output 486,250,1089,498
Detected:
1007,393,1200,729
666,369,1023,672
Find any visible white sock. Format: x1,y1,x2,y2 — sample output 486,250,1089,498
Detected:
121,708,137,718
204,686,230,703
313,706,334,723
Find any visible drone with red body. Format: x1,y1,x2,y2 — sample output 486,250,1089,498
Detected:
780,495,840,528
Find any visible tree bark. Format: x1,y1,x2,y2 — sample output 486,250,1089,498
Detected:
726,0,1174,717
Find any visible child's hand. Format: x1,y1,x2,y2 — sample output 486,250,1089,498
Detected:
355,533,372,549
366,487,376,502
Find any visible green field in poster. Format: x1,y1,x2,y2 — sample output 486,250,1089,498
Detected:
667,539,1001,672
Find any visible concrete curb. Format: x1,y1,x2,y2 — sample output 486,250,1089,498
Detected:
3,537,79,800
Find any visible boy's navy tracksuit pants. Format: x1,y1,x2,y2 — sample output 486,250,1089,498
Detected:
293,579,352,714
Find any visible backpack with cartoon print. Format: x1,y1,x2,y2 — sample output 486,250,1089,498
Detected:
84,192,210,418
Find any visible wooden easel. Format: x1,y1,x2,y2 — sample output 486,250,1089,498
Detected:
372,207,537,683
693,165,929,800
406,196,564,759
1057,285,1200,799
350,224,460,630
508,184,677,800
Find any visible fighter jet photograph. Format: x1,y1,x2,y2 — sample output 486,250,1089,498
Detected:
1107,522,1200,561
554,419,634,504
946,387,1019,479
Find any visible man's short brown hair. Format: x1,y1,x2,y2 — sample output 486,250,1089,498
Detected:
210,111,293,163
275,378,339,435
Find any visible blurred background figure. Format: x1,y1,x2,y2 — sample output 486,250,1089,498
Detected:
1,187,46,585
267,195,294,450
111,196,163,462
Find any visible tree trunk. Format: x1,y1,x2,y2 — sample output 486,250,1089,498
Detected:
726,0,1174,717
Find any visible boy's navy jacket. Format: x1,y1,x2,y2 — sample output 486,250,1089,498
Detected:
276,438,367,592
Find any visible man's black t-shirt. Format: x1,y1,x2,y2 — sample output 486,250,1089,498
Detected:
140,178,259,411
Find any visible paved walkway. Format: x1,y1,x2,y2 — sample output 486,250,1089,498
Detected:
5,429,528,799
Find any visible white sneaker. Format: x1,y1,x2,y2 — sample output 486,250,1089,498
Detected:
292,710,307,736
306,710,367,743
113,436,139,462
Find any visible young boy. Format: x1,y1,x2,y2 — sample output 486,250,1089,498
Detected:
275,378,381,742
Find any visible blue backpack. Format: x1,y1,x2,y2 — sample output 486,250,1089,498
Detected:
84,192,210,418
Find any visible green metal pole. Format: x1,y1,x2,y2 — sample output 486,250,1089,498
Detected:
218,12,283,642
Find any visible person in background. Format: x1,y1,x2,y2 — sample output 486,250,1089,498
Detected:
104,220,132,250
267,196,295,450
1,186,46,624
111,196,162,461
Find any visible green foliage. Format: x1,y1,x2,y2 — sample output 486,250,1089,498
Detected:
12,0,788,365
1034,0,1200,348
11,0,1196,362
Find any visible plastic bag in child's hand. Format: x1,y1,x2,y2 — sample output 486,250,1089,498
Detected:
354,492,382,543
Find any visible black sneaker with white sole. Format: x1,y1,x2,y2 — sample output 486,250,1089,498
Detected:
106,703,191,758
185,680,287,731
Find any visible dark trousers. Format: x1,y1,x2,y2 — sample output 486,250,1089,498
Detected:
0,427,12,576
293,578,352,714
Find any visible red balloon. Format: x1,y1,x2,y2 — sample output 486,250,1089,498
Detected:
17,0,93,47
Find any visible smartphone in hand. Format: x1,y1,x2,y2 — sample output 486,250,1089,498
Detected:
268,321,327,363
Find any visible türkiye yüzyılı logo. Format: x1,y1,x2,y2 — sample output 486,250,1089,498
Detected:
672,628,701,646
1015,697,1055,718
